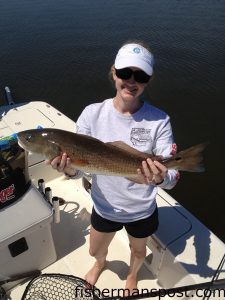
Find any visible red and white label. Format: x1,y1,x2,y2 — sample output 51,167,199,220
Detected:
0,184,15,203
171,143,177,156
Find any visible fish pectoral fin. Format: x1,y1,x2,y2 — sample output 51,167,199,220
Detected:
48,140,62,156
106,141,152,160
73,158,89,166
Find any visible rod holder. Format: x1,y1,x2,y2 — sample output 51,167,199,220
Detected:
52,197,60,223
4,86,15,105
38,179,45,194
45,187,52,204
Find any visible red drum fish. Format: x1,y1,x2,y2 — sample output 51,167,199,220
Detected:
17,128,207,179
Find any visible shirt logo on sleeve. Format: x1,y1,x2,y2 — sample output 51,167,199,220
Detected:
171,143,177,156
130,128,152,146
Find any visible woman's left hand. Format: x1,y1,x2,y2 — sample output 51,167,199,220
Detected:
137,158,168,185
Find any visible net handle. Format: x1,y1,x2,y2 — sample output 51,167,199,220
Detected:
106,278,225,300
0,270,41,286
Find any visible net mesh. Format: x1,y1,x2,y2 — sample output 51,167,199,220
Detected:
21,274,100,300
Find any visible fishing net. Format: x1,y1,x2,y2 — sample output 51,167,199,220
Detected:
20,271,225,300
21,273,101,300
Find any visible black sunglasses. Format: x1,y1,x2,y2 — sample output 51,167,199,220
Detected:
115,68,151,83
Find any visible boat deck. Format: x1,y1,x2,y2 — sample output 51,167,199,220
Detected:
7,168,225,300
9,174,160,300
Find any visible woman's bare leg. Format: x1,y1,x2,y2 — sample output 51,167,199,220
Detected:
125,235,148,292
85,226,116,285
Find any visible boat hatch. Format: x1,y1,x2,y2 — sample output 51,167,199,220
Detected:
146,191,192,280
2,108,54,132
0,124,13,138
154,194,192,249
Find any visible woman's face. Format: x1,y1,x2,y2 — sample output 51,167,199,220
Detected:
112,67,147,102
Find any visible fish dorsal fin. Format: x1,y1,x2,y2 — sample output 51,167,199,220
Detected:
106,141,152,160
76,133,101,142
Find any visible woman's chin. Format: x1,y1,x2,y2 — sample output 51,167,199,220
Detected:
122,89,138,99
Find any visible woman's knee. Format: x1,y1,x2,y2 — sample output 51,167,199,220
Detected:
89,228,115,258
130,246,146,259
89,247,108,258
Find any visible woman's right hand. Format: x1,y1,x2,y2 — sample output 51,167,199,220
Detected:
45,153,76,176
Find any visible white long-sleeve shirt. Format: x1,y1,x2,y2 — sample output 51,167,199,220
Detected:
76,98,179,222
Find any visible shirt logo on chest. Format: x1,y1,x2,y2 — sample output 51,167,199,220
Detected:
130,128,152,146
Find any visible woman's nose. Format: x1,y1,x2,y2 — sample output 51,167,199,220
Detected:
126,75,136,84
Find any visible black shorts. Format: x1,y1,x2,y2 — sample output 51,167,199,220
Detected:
91,207,158,238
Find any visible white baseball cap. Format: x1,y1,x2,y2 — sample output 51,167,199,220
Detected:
114,43,154,76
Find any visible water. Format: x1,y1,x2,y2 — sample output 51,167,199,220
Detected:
0,0,225,241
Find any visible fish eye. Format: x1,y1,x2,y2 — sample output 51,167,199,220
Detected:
25,134,33,142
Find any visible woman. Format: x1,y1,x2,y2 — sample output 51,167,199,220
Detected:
48,41,179,292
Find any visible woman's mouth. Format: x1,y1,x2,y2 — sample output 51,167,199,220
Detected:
122,85,138,94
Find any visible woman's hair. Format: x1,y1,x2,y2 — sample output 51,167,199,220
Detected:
109,40,153,84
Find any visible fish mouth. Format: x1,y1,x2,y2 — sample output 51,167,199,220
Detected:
17,139,24,149
17,132,33,152
17,135,28,152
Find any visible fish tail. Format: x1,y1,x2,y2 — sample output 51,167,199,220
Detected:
163,142,208,172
